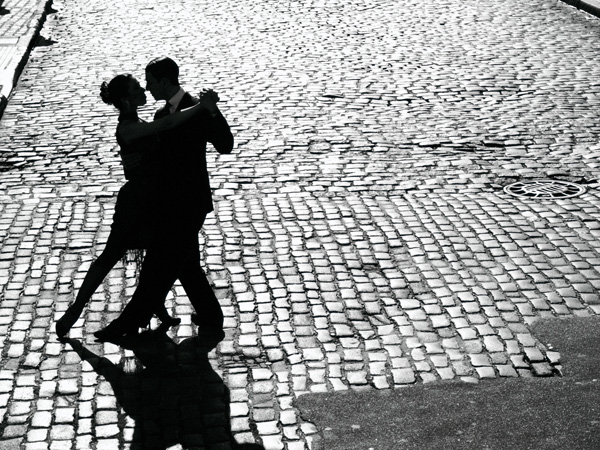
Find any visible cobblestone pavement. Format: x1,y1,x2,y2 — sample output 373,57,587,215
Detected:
1,0,600,448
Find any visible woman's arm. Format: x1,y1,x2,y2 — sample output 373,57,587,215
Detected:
118,91,218,144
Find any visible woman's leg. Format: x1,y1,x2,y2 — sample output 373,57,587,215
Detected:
56,232,127,338
94,226,192,342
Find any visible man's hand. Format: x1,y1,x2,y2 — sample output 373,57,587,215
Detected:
199,88,219,115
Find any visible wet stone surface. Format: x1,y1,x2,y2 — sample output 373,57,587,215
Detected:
1,0,600,448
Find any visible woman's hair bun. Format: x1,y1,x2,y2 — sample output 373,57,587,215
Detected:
99,81,113,105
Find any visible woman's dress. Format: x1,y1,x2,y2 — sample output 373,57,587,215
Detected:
111,111,162,256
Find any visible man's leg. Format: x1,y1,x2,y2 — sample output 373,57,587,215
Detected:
178,237,224,331
177,214,224,331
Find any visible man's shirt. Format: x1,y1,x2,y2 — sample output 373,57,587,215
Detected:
167,88,186,114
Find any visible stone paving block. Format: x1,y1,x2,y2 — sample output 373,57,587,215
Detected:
497,364,519,378
476,367,497,379
531,362,554,377
392,368,416,385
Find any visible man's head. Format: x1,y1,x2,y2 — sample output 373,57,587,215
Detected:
145,57,180,101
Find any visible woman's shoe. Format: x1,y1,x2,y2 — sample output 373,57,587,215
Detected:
56,307,83,340
94,320,138,343
154,315,181,334
160,315,181,328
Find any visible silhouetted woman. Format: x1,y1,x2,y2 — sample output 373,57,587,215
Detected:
56,74,215,339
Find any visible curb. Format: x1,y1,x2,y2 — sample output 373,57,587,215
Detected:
0,0,53,121
562,0,600,17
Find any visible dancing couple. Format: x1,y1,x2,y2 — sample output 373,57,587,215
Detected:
56,56,234,343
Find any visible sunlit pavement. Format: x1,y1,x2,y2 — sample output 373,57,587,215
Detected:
1,0,600,448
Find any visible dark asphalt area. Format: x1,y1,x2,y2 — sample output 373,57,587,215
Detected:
296,316,600,450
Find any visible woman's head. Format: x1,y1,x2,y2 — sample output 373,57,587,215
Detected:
100,74,147,110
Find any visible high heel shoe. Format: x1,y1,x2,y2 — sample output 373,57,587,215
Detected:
159,315,181,328
94,320,139,343
155,315,181,334
56,307,83,340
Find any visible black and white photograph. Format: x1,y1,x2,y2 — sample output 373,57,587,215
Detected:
0,0,599,448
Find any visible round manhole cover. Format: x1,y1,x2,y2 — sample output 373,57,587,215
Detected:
504,179,586,199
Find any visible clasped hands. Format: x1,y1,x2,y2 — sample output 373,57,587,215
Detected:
199,88,220,115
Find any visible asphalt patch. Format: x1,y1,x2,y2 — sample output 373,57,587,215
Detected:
532,315,600,381
296,316,600,450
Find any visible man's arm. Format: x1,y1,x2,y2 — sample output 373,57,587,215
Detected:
203,108,234,154
197,90,234,154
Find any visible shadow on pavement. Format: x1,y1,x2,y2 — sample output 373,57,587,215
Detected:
296,316,600,450
64,331,265,450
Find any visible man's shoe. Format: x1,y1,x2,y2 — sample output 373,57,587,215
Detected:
191,314,224,341
191,313,222,329
191,314,224,334
198,327,225,340
196,328,225,352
